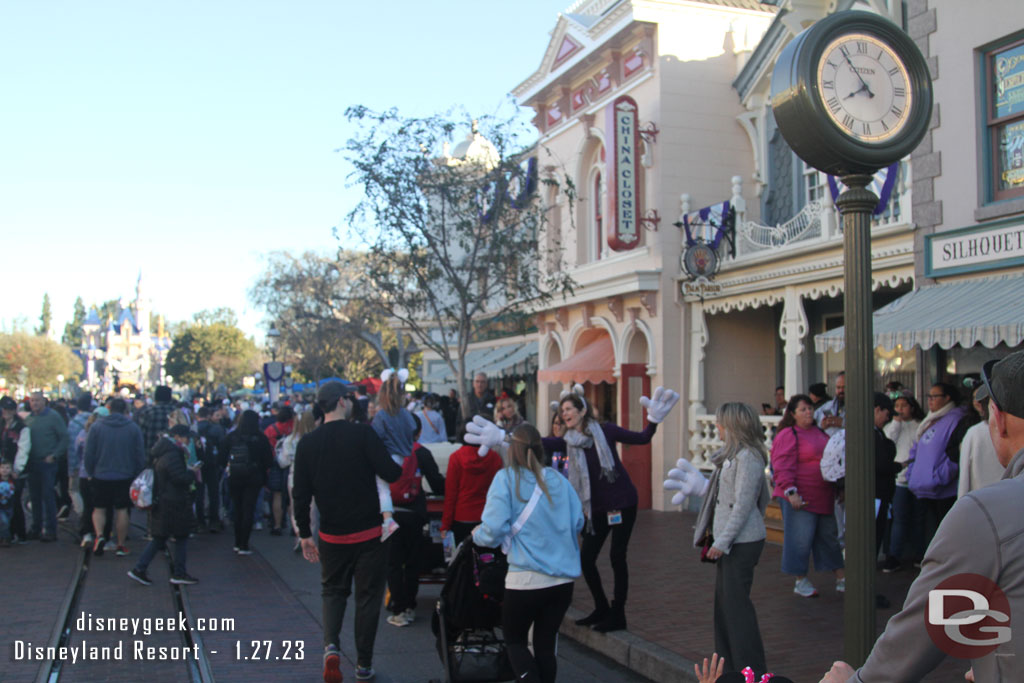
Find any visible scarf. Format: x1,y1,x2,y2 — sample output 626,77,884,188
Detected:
916,400,955,442
564,421,618,528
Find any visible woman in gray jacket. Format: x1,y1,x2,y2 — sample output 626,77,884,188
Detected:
700,402,771,676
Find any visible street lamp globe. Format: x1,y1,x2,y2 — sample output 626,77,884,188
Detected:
266,324,281,362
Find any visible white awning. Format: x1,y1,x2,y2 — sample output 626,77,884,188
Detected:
814,275,1024,353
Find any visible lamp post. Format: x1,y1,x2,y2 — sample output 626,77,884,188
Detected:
56,374,64,399
266,324,281,362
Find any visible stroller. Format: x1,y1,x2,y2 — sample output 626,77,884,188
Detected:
429,540,515,683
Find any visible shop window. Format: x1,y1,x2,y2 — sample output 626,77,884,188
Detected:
985,35,1024,202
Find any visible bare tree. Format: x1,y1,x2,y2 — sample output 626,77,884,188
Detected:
341,106,575,418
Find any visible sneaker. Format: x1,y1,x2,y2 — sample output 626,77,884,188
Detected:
232,546,239,553
386,612,411,627
322,645,342,683
793,577,819,598
836,578,846,593
401,608,415,624
270,527,282,536
881,557,902,573
105,539,117,550
93,536,106,556
355,665,375,680
253,521,263,530
237,548,253,555
381,518,399,542
170,573,199,585
127,568,153,586
116,545,131,557
81,532,95,548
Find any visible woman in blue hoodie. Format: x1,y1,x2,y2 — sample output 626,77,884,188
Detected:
473,423,584,683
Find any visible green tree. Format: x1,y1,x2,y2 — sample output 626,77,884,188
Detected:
37,293,52,336
0,331,81,387
165,322,258,391
62,297,87,347
342,107,575,418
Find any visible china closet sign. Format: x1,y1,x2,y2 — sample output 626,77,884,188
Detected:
609,96,641,251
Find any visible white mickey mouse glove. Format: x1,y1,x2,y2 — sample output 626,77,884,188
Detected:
639,386,680,424
663,458,709,505
464,415,506,457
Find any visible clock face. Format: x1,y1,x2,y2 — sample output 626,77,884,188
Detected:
816,32,912,144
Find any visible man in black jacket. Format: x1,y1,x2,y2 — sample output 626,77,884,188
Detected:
293,381,401,683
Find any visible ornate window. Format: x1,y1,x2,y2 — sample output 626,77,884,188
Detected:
593,170,604,260
985,34,1024,202
803,162,829,205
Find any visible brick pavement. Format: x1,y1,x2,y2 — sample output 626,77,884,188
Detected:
566,509,970,682
2,524,81,682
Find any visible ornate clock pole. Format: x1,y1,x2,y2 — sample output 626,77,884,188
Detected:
770,10,933,665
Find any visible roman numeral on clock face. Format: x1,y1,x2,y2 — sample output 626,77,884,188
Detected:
842,114,855,129
827,97,841,113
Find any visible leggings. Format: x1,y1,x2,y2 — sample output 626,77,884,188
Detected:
502,582,574,683
229,479,261,551
580,505,637,609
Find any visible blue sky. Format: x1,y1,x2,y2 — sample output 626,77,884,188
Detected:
0,0,566,341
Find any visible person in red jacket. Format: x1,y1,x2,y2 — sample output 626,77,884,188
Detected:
264,406,295,535
440,425,503,546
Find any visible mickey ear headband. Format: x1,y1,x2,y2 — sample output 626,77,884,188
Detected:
556,383,587,413
715,670,793,683
380,368,410,384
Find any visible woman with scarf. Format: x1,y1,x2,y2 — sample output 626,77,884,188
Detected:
541,385,678,633
906,382,977,547
665,402,771,676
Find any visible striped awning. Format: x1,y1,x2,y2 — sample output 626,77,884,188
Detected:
420,342,538,387
814,275,1024,353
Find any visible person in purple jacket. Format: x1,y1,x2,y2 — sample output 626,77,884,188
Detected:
541,384,679,633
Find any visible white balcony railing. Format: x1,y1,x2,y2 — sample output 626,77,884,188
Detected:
689,414,781,470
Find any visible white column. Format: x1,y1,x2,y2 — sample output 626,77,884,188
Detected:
779,286,807,398
687,302,709,467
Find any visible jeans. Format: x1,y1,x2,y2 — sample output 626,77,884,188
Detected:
320,535,389,668
502,583,574,683
714,540,766,675
28,459,58,535
136,535,188,575
0,509,10,540
230,479,261,550
778,497,844,576
580,504,637,610
194,464,222,526
889,485,924,561
387,510,424,614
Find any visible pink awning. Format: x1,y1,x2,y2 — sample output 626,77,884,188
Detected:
537,337,615,385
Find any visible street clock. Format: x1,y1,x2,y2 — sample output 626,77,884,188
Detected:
771,10,933,174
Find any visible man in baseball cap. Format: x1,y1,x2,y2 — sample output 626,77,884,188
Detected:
823,350,1024,682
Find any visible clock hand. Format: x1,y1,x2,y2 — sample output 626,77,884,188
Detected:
841,51,875,98
843,82,876,100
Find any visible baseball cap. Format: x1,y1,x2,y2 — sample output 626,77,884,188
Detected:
976,350,1024,420
316,381,350,406
0,396,18,411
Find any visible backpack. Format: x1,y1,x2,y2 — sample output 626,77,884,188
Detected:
821,429,846,482
228,441,255,478
389,453,421,504
130,468,155,509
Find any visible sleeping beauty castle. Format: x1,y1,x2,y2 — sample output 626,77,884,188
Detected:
79,274,172,395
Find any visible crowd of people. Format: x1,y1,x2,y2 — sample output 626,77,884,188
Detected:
2,352,1022,683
